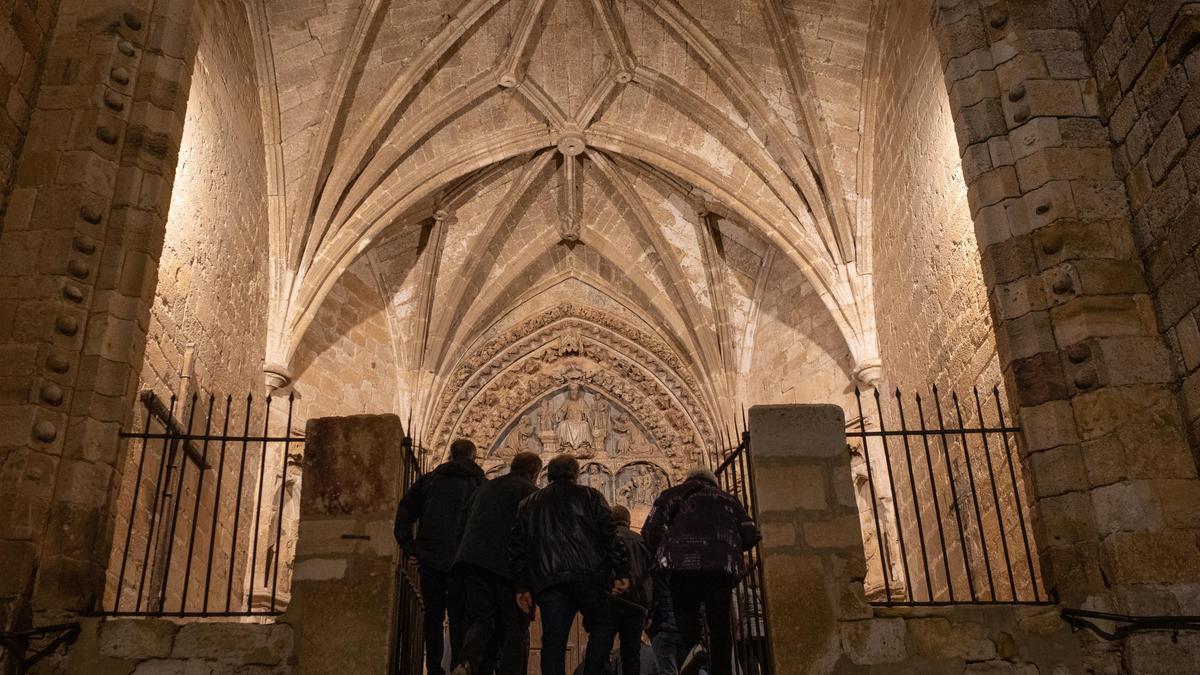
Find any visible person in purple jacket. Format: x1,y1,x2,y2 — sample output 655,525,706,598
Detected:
641,467,761,675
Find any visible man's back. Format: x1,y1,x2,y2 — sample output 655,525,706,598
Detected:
455,471,537,579
643,477,760,577
510,481,629,594
394,459,485,571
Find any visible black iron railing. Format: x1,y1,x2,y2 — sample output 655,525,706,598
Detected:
714,419,774,675
103,390,302,617
0,622,80,674
848,386,1046,606
389,435,426,675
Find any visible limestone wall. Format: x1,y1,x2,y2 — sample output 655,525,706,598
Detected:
0,0,57,227
869,0,1003,395
63,617,294,674
139,0,270,400
290,258,400,420
743,256,856,407
1073,1,1200,460
103,0,271,619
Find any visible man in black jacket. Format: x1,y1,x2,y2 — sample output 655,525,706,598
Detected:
609,505,654,675
395,439,486,675
450,452,543,675
509,454,631,675
642,467,760,675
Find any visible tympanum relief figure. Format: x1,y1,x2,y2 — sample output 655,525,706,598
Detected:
555,381,594,453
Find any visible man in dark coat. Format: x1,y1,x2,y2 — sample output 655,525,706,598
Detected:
609,505,654,675
451,452,543,675
642,467,761,675
509,454,631,675
395,438,486,675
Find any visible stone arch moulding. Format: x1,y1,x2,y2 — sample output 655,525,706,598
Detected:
428,305,718,469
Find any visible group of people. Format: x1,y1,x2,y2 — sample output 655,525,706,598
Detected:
394,439,761,675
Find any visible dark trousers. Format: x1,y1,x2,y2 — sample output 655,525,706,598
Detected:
536,581,615,675
669,571,735,675
611,601,647,675
420,566,466,675
457,566,529,674
614,598,652,672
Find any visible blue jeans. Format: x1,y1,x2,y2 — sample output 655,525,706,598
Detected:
536,581,615,675
651,630,686,675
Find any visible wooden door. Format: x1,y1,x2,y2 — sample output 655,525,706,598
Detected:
528,613,588,674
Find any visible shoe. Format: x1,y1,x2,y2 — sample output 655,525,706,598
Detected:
679,645,709,675
450,664,472,675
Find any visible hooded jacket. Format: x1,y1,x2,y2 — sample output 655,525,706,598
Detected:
642,476,761,578
508,480,630,595
453,471,538,580
394,459,485,572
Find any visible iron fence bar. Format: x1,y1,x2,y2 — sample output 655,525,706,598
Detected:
247,396,273,608
98,610,283,618
895,390,933,603
972,387,1017,601
845,426,1020,437
113,401,154,612
951,391,995,601
226,393,254,612
914,393,955,603
874,389,914,602
994,386,1040,602
134,394,177,612
118,432,299,443
932,386,975,601
271,393,296,611
157,392,200,612
180,394,216,612
202,395,233,614
854,389,892,604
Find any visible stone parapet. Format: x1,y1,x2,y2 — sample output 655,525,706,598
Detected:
283,414,405,675
62,617,294,674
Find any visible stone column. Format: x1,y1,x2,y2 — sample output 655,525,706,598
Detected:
933,0,1200,617
284,414,405,675
749,404,870,674
0,0,198,631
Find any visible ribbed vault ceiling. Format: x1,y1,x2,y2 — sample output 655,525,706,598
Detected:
252,0,877,429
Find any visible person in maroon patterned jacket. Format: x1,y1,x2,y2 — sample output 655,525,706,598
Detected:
641,467,761,675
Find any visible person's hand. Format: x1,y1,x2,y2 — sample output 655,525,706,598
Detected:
516,592,533,615
612,578,630,595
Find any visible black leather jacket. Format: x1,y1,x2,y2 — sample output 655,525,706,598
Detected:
509,481,630,594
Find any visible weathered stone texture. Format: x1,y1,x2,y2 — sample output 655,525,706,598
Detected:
61,617,295,674
870,0,1002,395
290,258,398,420
1073,0,1200,465
0,0,59,227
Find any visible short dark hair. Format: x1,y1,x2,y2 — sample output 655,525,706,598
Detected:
510,452,542,478
611,504,631,526
450,438,476,462
546,454,579,483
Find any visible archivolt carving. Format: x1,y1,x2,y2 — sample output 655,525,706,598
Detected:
429,305,716,465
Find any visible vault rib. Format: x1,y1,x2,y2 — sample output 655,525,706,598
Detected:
761,0,856,263
588,150,725,390
498,0,550,86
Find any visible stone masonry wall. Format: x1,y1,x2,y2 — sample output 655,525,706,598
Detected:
1072,1,1200,463
0,0,59,227
99,0,271,621
290,258,399,421
744,256,857,407
870,0,1003,396
138,0,269,401
61,617,294,674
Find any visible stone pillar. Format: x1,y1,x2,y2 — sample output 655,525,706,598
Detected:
933,0,1200,618
285,414,405,675
0,0,198,631
749,404,869,674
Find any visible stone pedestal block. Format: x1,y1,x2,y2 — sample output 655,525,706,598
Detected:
749,404,863,675
284,414,405,675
